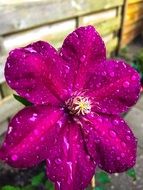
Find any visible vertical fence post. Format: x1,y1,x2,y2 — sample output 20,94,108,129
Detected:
117,0,128,52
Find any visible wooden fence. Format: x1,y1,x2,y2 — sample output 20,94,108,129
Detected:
120,0,143,47
0,0,129,135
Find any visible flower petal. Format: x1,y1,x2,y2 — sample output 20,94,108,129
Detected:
5,41,71,105
86,60,141,114
60,25,106,90
0,105,64,168
46,122,96,190
81,113,137,173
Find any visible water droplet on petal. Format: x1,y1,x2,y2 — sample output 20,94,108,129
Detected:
117,156,120,160
110,130,117,137
80,55,86,62
126,135,131,140
131,75,136,81
113,119,119,125
110,71,115,77
11,154,18,161
55,158,62,165
123,81,130,88
121,153,125,158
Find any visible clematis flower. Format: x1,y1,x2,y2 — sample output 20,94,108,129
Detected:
0,26,141,190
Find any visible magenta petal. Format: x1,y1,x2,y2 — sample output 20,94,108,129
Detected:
0,105,64,168
82,113,137,173
5,41,71,105
86,59,141,114
60,25,106,90
46,122,96,190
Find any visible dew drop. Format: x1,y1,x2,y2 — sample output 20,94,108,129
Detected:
110,130,117,137
121,153,125,158
34,129,39,135
11,154,18,161
110,71,115,77
102,71,107,76
131,75,136,81
121,142,126,147
123,81,130,88
117,156,120,160
113,119,119,125
55,158,62,165
80,55,86,62
126,135,131,140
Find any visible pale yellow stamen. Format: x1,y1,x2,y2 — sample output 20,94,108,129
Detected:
66,92,92,115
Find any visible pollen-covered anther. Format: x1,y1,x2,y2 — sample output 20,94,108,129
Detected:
66,92,92,115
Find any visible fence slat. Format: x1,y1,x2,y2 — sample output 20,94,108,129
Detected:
0,0,124,35
0,95,24,123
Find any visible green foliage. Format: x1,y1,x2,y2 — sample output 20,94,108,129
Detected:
13,94,33,106
45,180,54,190
1,186,20,190
95,186,105,190
126,168,136,181
95,171,111,184
132,49,143,76
21,185,34,190
31,172,45,186
119,47,130,62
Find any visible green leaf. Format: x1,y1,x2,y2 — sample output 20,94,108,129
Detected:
126,168,136,181
1,186,20,190
45,180,54,190
95,171,111,184
21,185,34,190
95,186,105,190
13,94,33,106
31,172,45,186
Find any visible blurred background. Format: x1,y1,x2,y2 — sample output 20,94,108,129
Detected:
0,0,143,190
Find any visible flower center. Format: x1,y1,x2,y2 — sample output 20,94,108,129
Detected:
65,91,91,115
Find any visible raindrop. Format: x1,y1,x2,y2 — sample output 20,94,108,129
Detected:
55,158,62,165
113,119,119,125
131,75,136,81
25,47,37,53
36,146,39,150
7,63,11,68
63,137,69,150
117,156,120,160
110,71,115,77
109,130,117,137
121,153,125,158
11,154,18,161
57,120,62,128
126,135,131,140
30,113,37,122
56,181,61,189
67,161,73,183
80,55,86,62
121,142,126,147
65,65,70,73
8,126,13,134
102,71,107,76
123,81,130,88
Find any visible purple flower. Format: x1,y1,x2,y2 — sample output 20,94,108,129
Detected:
0,26,141,190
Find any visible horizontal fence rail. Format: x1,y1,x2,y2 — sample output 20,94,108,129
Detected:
0,0,124,135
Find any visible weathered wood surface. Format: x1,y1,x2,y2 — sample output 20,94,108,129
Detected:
2,19,76,53
0,95,24,123
0,0,124,35
0,0,123,135
128,0,143,3
78,9,117,25
0,120,8,136
121,0,143,47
